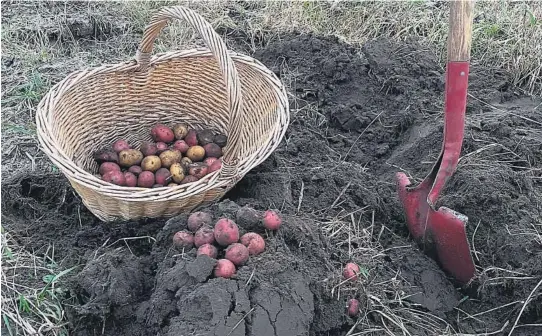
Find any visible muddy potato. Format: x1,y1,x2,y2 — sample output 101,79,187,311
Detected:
141,155,162,172
159,149,182,168
197,129,214,146
93,148,119,164
173,124,189,140
186,146,205,162
203,143,222,158
181,157,192,170
155,167,172,185
214,134,228,147
170,163,185,183
189,163,209,179
119,149,144,167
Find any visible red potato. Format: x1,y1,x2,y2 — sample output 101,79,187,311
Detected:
224,243,249,266
112,140,131,153
99,162,121,175
128,165,143,176
214,218,240,246
151,124,175,143
203,143,222,158
137,171,155,188
156,142,168,153
155,168,172,185
172,140,190,154
102,170,126,186
208,159,222,173
184,129,198,147
204,157,218,166
188,211,213,232
262,210,282,230
93,148,119,164
194,226,215,247
197,243,218,259
124,172,137,187
347,299,360,317
343,262,360,281
140,142,158,156
172,230,194,249
180,175,199,184
189,164,208,179
214,259,236,279
240,232,266,256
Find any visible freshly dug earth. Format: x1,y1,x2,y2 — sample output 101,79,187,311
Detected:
2,33,541,335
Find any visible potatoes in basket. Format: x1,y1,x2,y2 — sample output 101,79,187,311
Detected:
119,149,144,167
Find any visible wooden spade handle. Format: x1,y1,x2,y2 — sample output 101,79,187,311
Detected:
448,0,474,62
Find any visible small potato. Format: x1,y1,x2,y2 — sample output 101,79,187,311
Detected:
189,164,209,179
204,157,218,166
151,124,175,143
112,140,131,153
128,165,143,176
172,140,190,154
343,262,360,281
173,124,189,140
181,157,192,170
155,167,172,185
203,143,222,158
99,162,121,175
214,259,236,279
197,129,215,146
185,129,198,147
186,146,205,162
124,172,138,187
137,171,155,188
347,299,360,317
225,243,249,266
214,218,240,246
214,134,228,147
140,142,158,156
188,211,213,232
141,155,162,172
208,159,222,173
169,163,185,183
102,170,126,186
93,149,119,164
180,175,199,184
119,149,144,167
197,244,218,259
159,150,182,168
156,142,168,154
194,226,215,247
262,210,282,230
240,232,266,256
172,230,194,249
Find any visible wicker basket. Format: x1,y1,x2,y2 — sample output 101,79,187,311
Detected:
35,6,289,222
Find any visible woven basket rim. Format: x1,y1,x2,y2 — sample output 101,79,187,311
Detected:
36,48,289,202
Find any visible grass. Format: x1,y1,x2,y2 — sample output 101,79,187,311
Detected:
1,0,541,335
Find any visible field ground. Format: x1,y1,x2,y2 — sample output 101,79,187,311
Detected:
1,1,541,335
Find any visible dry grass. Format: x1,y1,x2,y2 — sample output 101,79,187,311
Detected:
2,0,541,335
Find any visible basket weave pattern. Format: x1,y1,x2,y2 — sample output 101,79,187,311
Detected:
36,6,289,221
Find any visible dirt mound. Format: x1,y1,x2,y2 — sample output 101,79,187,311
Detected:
2,32,541,335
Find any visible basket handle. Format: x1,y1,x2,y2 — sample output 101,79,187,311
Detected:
135,6,243,179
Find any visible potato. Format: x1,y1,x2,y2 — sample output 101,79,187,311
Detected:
197,243,218,259
159,149,182,168
124,172,138,187
186,146,205,162
347,299,360,317
112,140,131,153
181,157,192,170
151,124,175,143
128,165,143,176
173,124,189,140
185,129,198,147
156,142,168,153
240,232,265,256
214,218,240,246
119,149,144,167
93,148,119,164
140,142,158,156
189,164,209,179
214,259,236,278
197,129,214,146
343,262,360,281
208,159,222,173
194,226,215,247
214,134,228,147
155,167,172,185
224,243,249,266
141,155,162,172
172,230,194,249
137,171,155,188
169,163,185,183
204,157,218,166
172,140,189,154
188,211,213,232
262,210,282,230
99,162,121,175
102,170,126,186
203,143,222,158
180,175,198,184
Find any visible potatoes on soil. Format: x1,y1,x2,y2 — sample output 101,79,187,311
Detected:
159,150,182,168
197,244,218,259
186,146,205,162
172,230,194,249
225,243,249,266
169,163,185,183
214,259,236,278
214,218,240,246
194,226,215,247
187,211,213,232
119,149,144,167
141,155,162,172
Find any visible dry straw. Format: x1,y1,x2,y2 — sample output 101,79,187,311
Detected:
35,5,289,221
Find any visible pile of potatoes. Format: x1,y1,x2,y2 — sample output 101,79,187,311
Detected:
93,124,227,188
172,209,282,279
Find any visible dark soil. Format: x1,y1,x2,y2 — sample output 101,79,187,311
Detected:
2,32,541,336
